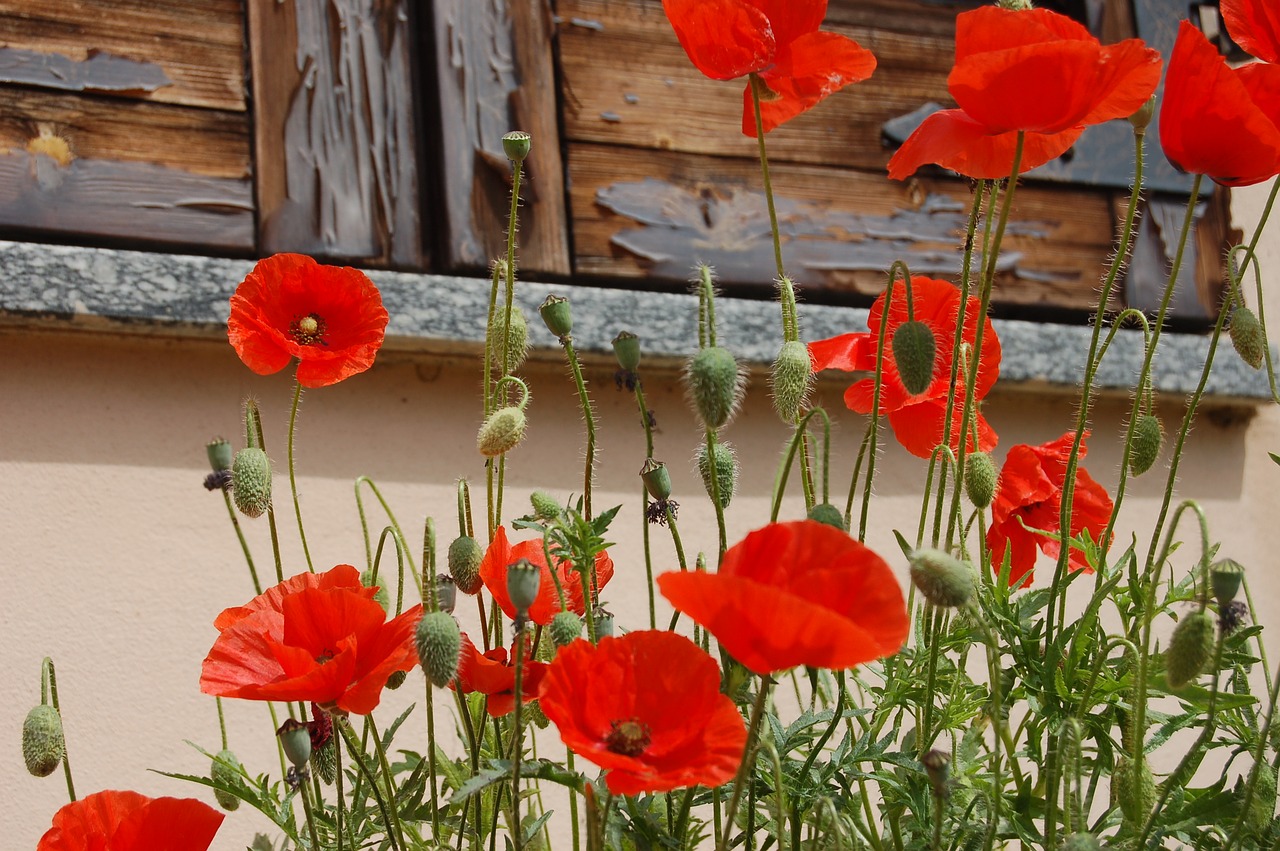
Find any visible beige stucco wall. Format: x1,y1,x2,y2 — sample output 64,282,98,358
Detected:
4,185,1280,848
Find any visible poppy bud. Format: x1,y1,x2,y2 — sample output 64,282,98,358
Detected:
1230,306,1266,370
529,490,561,522
539,295,573,338
448,535,485,595
686,346,745,429
277,719,312,768
593,605,615,638
892,320,937,396
549,611,583,647
502,130,531,163
311,736,338,785
921,749,950,798
433,574,458,614
211,749,243,811
1129,95,1157,133
488,306,529,374
477,407,527,457
1061,832,1102,851
1165,610,1216,690
909,548,976,608
231,447,272,518
964,451,996,508
1127,414,1163,476
22,704,65,778
997,0,1033,9
1247,762,1278,834
696,440,738,509
612,331,641,372
1211,558,1245,607
206,438,232,473
807,503,846,531
640,458,672,501
416,610,462,688
770,340,813,424
360,570,390,613
1112,757,1155,826
507,558,542,618
385,670,407,690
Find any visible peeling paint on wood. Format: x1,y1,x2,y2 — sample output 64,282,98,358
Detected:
0,47,172,96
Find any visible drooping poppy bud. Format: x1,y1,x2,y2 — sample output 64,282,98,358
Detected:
1113,757,1155,827
211,749,243,811
529,490,561,521
488,306,529,374
1165,610,1216,689
477,407,527,457
771,340,812,424
1127,414,1164,476
892,320,937,396
686,346,745,429
1230,306,1266,370
697,440,738,509
909,549,976,609
964,451,997,508
448,535,485,595
22,704,65,778
416,610,463,688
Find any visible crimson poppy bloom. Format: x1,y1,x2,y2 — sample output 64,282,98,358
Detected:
228,253,388,388
986,431,1114,587
809,276,1000,459
38,790,223,851
888,6,1161,179
453,632,549,717
658,520,908,675
662,0,876,135
540,631,746,795
201,565,421,714
1160,21,1280,187
478,526,615,626
1222,0,1280,65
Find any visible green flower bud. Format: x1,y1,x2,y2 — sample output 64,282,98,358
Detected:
448,535,485,595
770,340,813,424
964,451,996,508
488,306,529,374
539,295,573,338
1113,757,1155,827
502,131,531,163
612,331,641,372
696,440,737,509
360,570,390,613
277,719,312,768
1127,414,1163,476
206,438,232,472
416,611,463,688
231,447,272,518
477,407,527,457
1166,610,1216,690
1211,558,1245,607
640,458,672,501
22,705,65,778
806,503,846,531
311,736,338,785
1247,762,1277,835
529,490,561,521
1060,832,1102,851
1230,306,1266,370
892,320,937,396
1129,95,1157,133
909,549,976,608
507,558,542,618
211,749,243,811
549,611,583,647
921,749,950,798
686,346,745,429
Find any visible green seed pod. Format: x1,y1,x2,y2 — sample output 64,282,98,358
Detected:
311,736,338,785
206,438,233,472
507,559,542,618
696,440,738,509
1165,610,1216,690
276,719,311,769
1127,414,1164,476
964,451,996,509
211,749,243,811
770,340,813,424
488,306,529,374
1230,306,1266,370
640,458,672,501
231,447,272,518
360,570,390,613
909,548,976,609
529,490,561,522
549,611,583,647
1247,761,1278,835
1112,757,1155,827
477,407,527,457
593,605,615,638
1211,558,1245,607
807,503,846,531
686,346,745,429
22,705,65,778
416,611,463,688
502,130,531,163
448,535,485,595
539,295,573,338
612,331,641,372
892,320,937,396
1060,832,1102,851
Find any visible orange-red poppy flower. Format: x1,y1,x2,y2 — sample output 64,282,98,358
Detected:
228,253,388,388
201,565,421,714
1222,0,1280,64
888,6,1161,179
38,790,223,851
478,526,615,626
540,630,746,795
986,431,1114,587
662,0,876,136
1160,21,1280,188
809,276,1000,459
453,632,549,717
659,520,908,675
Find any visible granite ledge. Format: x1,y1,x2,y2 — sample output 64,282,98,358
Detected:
0,240,1271,403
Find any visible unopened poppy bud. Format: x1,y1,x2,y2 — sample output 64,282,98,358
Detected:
477,407,527,457
909,548,976,608
231,447,272,518
385,670,407,690
1129,95,1157,133
612,331,641,372
1230,306,1266,370
539,295,573,338
488,306,529,374
807,503,846,531
771,340,813,424
211,749,243,811
921,749,950,797
1211,558,1245,607
529,490,561,521
277,719,312,768
433,574,457,614
686,346,745,429
448,535,485,595
593,605,615,638
416,610,463,688
206,438,232,472
360,570,390,613
1112,757,1155,826
549,611,583,647
507,558,542,618
1128,414,1163,476
697,440,738,509
311,737,338,785
1061,832,1102,851
22,705,65,778
964,451,996,508
502,130,531,163
1247,762,1278,834
997,0,1033,9
1165,610,1216,689
892,320,937,396
640,458,672,501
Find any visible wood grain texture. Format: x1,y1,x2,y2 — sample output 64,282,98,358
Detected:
0,0,245,111
431,0,570,275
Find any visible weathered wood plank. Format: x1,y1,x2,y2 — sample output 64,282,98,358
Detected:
248,0,424,267
0,0,245,111
431,0,570,275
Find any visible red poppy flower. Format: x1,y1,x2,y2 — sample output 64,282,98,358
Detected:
453,632,549,717
658,520,908,675
478,526,615,626
201,565,421,714
540,630,746,795
888,6,1161,179
986,431,1114,587
662,0,876,136
1159,21,1280,187
228,253,388,388
1222,0,1280,65
809,276,1000,459
38,790,223,851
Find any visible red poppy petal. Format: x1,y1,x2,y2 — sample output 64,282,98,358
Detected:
888,109,1083,180
214,566,368,631
951,41,1109,133
954,6,1092,61
1223,0,1280,64
885,400,998,459
808,333,863,372
662,0,775,80
745,31,877,135
750,0,827,48
39,791,224,851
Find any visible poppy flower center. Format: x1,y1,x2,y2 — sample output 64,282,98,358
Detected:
315,650,335,665
290,313,328,346
604,718,651,756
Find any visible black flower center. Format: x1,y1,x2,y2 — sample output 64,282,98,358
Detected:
290,313,328,346
315,650,335,665
605,718,651,756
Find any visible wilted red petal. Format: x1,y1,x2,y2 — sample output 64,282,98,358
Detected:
1223,0,1280,65
39,790,224,851
661,0,775,80
745,31,877,135
887,108,1083,180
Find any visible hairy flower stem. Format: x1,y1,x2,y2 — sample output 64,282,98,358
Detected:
41,658,76,802
918,606,944,759
355,476,419,578
287,377,314,572
560,336,596,520
220,489,261,594
425,678,441,841
1224,656,1280,849
298,778,323,851
366,715,409,848
511,625,528,851
340,723,403,851
718,677,774,851
749,74,787,286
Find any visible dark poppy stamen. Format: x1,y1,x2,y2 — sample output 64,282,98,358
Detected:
605,718,651,756
290,313,328,346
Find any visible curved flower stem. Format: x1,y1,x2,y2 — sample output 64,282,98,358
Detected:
355,476,419,578
286,377,314,573
42,658,76,802
705,427,729,563
629,381,657,627
339,722,402,851
749,74,786,284
220,489,261,594
249,401,285,585
771,408,832,522
717,676,774,851
511,625,528,851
